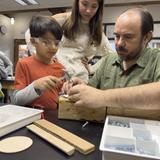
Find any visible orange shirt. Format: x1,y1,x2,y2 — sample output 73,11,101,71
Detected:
14,56,64,109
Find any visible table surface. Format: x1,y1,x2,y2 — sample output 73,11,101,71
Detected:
0,108,104,160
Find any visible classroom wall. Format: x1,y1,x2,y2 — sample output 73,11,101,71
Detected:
103,4,160,23
13,11,52,39
0,11,51,64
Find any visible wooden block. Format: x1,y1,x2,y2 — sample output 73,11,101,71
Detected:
34,119,95,154
26,124,75,156
58,96,106,122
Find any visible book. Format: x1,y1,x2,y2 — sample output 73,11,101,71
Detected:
0,104,43,137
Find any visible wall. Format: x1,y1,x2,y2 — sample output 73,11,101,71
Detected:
13,11,52,39
0,11,51,64
103,4,160,22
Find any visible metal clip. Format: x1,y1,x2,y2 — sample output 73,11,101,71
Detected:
82,121,89,128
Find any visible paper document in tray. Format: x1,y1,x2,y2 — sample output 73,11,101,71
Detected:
0,104,43,137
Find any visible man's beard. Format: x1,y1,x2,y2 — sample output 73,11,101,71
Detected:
116,46,142,61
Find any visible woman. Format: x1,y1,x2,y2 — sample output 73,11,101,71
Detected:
26,0,112,82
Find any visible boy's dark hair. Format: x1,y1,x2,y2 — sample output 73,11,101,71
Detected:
29,15,63,40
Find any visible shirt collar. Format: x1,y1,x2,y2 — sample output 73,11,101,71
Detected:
112,48,150,68
136,48,150,68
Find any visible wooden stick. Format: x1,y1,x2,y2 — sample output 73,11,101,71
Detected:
34,119,95,154
26,124,75,156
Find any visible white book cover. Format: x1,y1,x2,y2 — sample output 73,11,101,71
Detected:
0,104,43,137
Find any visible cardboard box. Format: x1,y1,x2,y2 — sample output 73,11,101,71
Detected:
100,116,160,160
58,96,106,122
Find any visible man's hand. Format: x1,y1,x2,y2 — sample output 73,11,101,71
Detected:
62,77,85,94
68,84,106,108
33,76,62,91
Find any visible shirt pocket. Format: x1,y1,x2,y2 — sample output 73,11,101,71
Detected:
101,70,114,89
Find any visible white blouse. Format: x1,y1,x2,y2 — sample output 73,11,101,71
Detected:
54,12,113,82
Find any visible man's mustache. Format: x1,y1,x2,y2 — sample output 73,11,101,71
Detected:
116,46,128,52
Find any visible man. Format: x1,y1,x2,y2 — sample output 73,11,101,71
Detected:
64,7,160,120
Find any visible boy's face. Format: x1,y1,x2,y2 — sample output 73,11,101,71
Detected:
32,31,59,63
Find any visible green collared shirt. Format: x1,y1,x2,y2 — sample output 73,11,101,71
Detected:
89,48,160,89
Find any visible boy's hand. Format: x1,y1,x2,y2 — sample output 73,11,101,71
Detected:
33,76,62,91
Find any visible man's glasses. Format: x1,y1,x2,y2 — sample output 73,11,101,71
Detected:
34,37,60,48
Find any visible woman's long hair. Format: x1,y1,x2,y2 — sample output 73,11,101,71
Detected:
63,0,104,45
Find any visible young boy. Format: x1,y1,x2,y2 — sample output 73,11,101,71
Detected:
13,15,64,109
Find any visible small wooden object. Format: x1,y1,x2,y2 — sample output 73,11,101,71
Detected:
27,124,75,156
0,136,33,153
58,96,106,122
34,119,95,154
